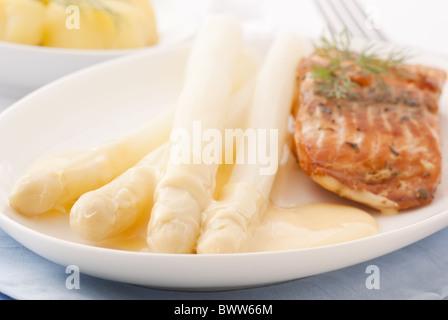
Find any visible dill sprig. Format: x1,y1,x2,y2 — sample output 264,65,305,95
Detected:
311,30,408,99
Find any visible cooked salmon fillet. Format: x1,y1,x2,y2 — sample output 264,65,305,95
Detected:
293,51,447,213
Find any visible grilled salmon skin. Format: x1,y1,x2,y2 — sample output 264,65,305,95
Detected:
293,51,447,213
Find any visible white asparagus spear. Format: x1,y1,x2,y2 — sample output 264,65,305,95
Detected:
197,32,305,254
69,75,256,242
9,106,175,216
70,143,169,242
8,38,258,219
146,16,243,254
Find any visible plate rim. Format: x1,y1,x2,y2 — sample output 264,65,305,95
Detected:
1,203,447,289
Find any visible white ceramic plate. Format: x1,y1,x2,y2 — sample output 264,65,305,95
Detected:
0,35,447,290
0,0,199,97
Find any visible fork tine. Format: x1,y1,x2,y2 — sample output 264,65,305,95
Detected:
315,0,389,42
338,0,369,38
315,0,338,36
315,0,365,39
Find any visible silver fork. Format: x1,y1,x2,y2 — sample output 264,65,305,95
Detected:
315,0,388,42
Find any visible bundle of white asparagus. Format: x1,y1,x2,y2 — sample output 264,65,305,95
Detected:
8,16,305,253
197,33,304,254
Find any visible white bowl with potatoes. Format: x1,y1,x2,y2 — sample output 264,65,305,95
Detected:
0,0,197,96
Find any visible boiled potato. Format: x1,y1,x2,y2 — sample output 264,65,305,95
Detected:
0,0,158,49
0,0,46,45
42,1,118,49
109,0,158,49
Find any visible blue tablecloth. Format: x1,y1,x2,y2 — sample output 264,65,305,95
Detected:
1,225,448,300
